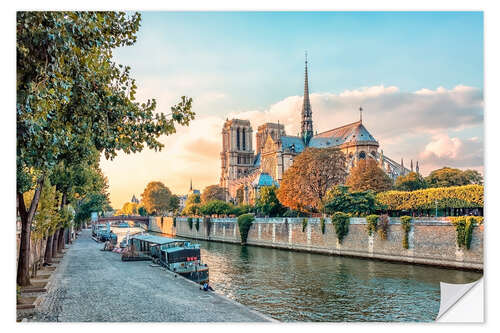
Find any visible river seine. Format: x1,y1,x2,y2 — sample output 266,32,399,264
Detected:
185,238,481,322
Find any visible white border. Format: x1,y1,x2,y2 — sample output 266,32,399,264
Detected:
2,1,498,332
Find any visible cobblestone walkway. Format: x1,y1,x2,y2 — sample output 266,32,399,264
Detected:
30,229,271,322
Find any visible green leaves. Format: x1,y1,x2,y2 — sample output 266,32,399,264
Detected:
323,185,379,216
255,185,285,217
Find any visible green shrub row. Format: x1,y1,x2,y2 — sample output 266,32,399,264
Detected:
376,184,483,211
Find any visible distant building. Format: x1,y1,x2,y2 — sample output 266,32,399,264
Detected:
188,178,200,196
179,179,200,211
131,194,139,204
220,54,416,204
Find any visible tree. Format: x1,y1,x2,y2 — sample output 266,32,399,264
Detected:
137,206,148,216
169,195,180,212
182,203,201,216
16,12,194,286
463,169,483,185
121,202,138,215
277,147,347,212
346,158,393,193
186,193,201,205
200,200,233,216
255,186,285,217
425,167,483,188
395,172,427,191
182,193,201,215
201,185,225,204
323,186,379,216
141,181,172,215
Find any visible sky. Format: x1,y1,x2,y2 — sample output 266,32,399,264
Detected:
99,11,484,209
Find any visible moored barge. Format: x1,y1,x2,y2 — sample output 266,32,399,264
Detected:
124,234,209,284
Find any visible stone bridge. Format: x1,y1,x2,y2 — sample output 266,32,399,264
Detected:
96,215,150,227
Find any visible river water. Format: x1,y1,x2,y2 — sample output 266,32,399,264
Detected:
164,235,482,322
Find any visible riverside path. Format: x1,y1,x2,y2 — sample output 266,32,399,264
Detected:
30,229,272,322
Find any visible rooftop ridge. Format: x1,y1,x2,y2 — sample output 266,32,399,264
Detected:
314,120,362,137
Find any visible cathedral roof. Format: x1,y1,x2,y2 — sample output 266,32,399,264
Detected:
311,120,378,147
251,172,279,187
280,136,306,153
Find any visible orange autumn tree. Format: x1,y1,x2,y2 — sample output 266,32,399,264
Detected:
277,147,347,213
346,158,393,192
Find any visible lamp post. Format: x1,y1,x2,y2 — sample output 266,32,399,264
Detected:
435,199,438,217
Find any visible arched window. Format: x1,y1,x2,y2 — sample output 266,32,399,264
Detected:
242,128,246,151
236,128,240,150
359,151,366,159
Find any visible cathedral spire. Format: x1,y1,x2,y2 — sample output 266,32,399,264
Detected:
301,52,313,145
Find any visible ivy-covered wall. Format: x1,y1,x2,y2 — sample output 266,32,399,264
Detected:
156,217,483,270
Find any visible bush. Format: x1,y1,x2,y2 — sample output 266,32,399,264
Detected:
366,214,379,236
378,214,390,240
320,217,326,234
188,217,193,230
376,185,483,212
237,214,255,244
332,212,350,243
400,216,412,249
450,216,481,249
302,218,308,232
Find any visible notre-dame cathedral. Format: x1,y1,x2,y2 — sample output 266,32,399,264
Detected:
220,56,418,204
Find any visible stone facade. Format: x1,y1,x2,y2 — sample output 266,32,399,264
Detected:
153,217,483,270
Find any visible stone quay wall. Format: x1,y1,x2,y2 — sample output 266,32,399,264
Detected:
150,216,483,270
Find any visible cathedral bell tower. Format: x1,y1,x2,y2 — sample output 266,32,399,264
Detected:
220,119,254,195
301,52,314,145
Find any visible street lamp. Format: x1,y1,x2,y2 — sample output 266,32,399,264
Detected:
435,199,438,217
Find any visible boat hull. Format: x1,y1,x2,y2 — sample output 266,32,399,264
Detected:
177,268,209,284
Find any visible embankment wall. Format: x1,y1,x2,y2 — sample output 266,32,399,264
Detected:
150,216,483,270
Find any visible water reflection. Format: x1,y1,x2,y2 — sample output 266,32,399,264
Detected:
177,237,481,322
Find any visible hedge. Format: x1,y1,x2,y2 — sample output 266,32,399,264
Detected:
376,185,483,211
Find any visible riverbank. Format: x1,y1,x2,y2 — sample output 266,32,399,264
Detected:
28,229,273,322
155,217,483,271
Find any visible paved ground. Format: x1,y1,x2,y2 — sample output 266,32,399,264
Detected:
30,229,272,322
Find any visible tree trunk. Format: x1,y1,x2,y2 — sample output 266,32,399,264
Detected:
16,176,45,286
57,227,65,253
65,227,70,244
44,233,53,264
52,229,59,258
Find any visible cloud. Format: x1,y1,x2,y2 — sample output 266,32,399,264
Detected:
101,84,483,208
419,134,483,170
